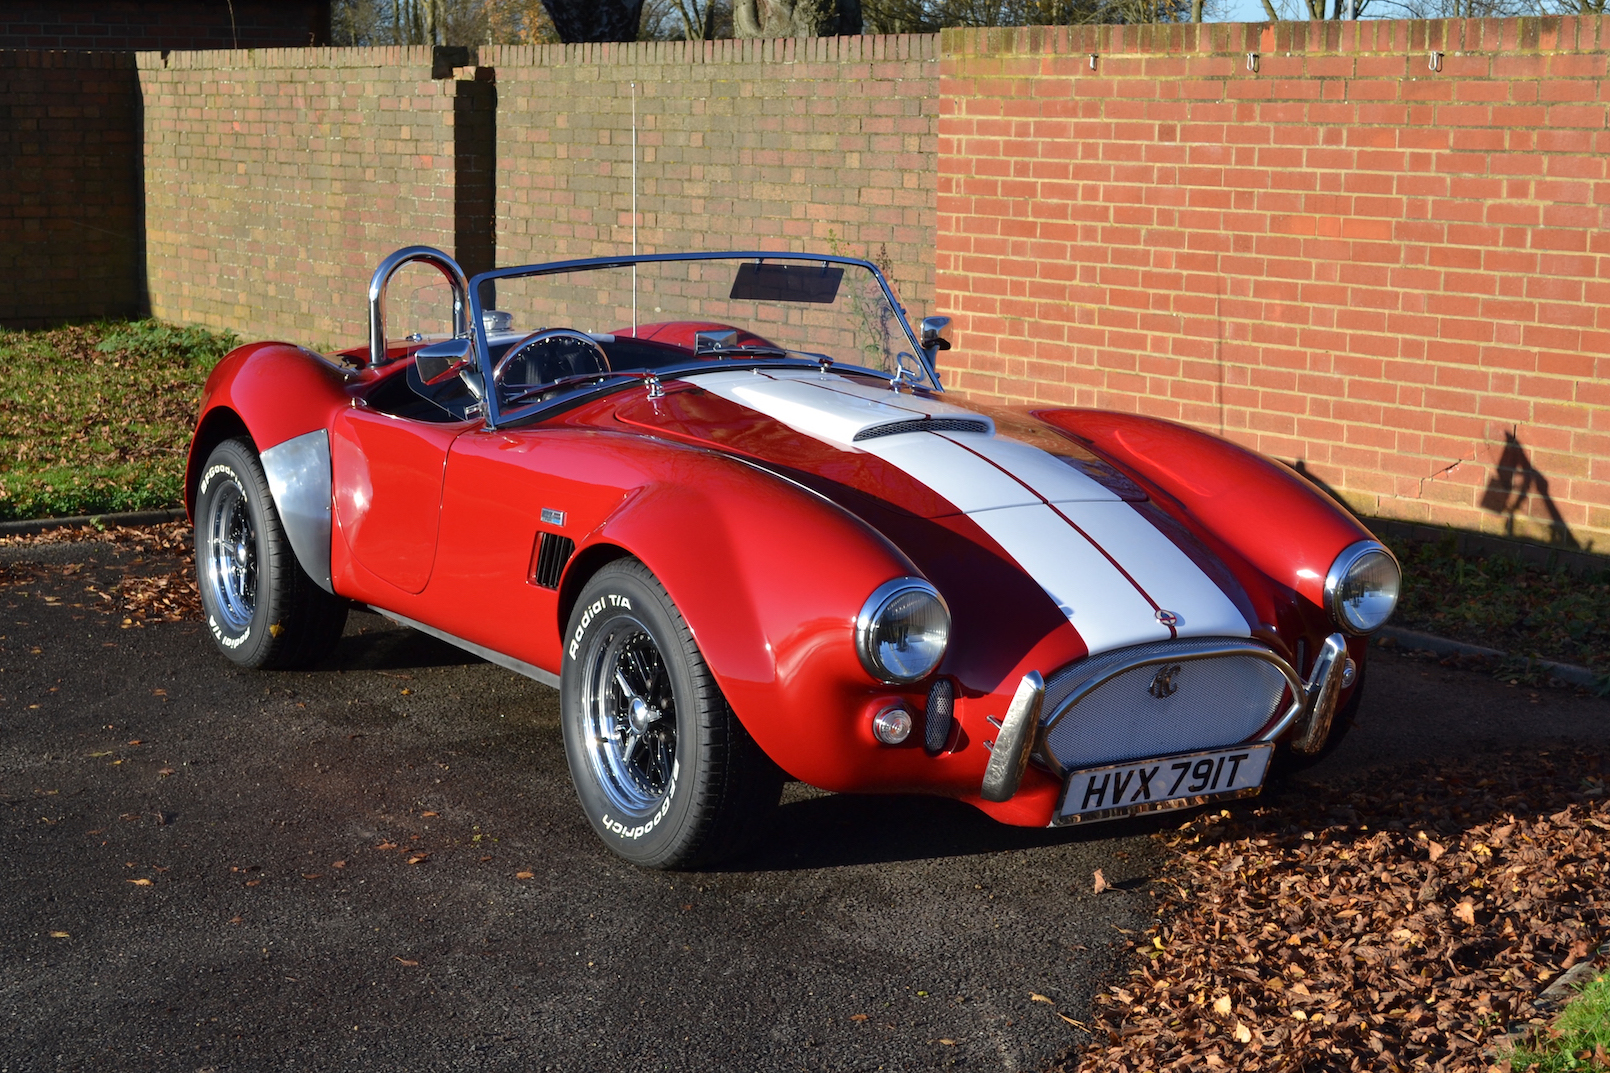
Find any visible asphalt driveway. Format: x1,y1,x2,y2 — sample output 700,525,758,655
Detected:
0,536,1604,1072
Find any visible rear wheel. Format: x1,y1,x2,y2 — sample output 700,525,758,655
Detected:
560,559,782,869
194,437,347,669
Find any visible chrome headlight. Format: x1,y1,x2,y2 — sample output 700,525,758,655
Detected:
1324,540,1401,635
856,578,951,684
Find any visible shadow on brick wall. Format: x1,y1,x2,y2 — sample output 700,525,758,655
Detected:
1479,431,1578,550
1292,457,1603,573
0,51,148,328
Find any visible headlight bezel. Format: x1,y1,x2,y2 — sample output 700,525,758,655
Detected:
1323,540,1401,636
855,577,951,684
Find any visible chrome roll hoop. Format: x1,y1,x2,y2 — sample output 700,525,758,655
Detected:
367,246,471,367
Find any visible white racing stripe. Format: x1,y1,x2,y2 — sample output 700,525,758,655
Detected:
965,504,1170,652
684,370,1249,654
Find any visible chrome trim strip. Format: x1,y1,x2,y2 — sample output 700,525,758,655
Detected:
1032,641,1305,778
1288,632,1347,755
980,671,1045,803
259,429,333,594
368,246,470,367
375,608,561,689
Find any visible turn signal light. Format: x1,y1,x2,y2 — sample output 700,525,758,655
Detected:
871,706,913,745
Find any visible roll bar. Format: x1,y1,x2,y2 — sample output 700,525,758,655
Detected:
367,246,471,367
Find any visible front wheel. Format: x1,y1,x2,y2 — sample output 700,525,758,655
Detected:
560,559,781,869
194,437,347,669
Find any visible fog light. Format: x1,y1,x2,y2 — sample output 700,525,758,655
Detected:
1341,656,1357,690
872,706,913,745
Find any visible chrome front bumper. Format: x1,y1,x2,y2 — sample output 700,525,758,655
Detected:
978,632,1350,804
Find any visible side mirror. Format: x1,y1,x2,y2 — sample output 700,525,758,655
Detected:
415,338,475,386
920,316,952,353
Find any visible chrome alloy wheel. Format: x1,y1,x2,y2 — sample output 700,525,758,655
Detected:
581,619,678,816
202,475,258,634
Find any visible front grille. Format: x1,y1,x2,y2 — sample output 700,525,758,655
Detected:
1038,639,1292,773
852,418,990,441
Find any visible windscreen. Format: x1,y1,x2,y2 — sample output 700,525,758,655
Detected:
475,257,927,385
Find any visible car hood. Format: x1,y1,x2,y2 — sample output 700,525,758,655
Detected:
610,368,1256,657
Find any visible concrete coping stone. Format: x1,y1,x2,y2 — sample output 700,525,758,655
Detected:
0,508,187,537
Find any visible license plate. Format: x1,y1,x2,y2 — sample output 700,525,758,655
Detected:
1052,743,1273,826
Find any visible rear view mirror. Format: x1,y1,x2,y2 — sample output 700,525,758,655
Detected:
920,316,952,352
415,338,474,385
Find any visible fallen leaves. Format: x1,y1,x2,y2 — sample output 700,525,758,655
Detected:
1054,746,1610,1073
126,878,152,886
1093,868,1109,895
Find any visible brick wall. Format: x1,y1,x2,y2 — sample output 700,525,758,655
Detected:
484,35,941,313
0,1,330,50
137,46,481,348
0,50,144,327
938,18,1610,550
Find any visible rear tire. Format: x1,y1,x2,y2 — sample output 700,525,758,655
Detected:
194,437,347,670
560,559,782,869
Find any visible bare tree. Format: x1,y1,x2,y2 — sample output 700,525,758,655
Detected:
861,0,1189,31
732,0,862,35
641,0,734,39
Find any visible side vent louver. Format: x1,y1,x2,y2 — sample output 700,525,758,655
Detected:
529,531,575,590
852,418,989,442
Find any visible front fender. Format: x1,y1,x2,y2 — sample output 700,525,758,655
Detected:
581,456,931,788
1035,410,1375,613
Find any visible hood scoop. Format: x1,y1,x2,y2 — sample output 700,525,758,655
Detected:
853,417,991,442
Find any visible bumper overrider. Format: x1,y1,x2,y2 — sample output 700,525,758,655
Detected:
979,633,1353,825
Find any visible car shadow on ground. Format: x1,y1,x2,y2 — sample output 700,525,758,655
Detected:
329,611,487,671
722,786,1183,872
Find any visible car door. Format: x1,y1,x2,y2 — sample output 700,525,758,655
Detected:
330,406,468,595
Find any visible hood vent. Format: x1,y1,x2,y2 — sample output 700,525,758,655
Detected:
852,417,990,442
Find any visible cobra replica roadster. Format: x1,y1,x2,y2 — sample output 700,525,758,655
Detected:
187,247,1400,868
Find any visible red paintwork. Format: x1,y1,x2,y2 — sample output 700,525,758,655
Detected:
614,321,777,352
187,332,1381,829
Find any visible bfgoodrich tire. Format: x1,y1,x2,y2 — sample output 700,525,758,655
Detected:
194,437,347,670
560,559,782,869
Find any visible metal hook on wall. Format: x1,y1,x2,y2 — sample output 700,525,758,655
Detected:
1428,50,1443,71
1088,53,1097,70
1246,52,1259,72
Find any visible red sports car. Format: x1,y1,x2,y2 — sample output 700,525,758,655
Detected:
186,246,1400,868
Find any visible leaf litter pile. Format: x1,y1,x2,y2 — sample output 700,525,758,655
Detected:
1056,749,1609,1073
0,520,199,626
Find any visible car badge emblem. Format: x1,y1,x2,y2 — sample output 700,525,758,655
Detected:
1148,664,1182,699
540,507,567,527
1155,608,1179,627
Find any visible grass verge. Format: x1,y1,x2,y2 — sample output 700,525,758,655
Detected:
1506,971,1610,1072
0,319,237,521
1383,535,1610,681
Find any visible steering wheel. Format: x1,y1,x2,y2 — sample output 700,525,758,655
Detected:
493,328,611,404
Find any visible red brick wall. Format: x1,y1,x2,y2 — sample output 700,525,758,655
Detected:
485,35,941,313
0,50,144,327
938,18,1610,550
136,46,479,348
0,1,329,50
